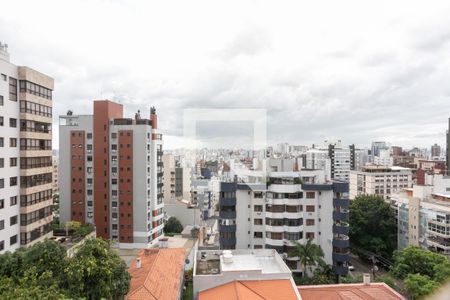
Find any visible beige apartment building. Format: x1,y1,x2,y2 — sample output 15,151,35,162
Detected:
1,42,54,252
349,165,412,200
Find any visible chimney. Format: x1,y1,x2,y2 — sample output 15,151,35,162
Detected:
136,258,142,269
363,273,371,285
150,106,157,129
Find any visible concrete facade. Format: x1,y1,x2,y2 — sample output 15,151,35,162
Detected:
59,102,164,248
0,43,54,253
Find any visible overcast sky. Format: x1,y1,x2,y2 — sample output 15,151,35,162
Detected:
2,0,450,150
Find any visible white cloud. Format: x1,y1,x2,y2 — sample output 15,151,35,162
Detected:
1,0,450,149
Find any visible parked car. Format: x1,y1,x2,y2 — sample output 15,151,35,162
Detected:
347,262,355,271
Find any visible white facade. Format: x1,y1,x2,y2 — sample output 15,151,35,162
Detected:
0,45,20,253
233,170,338,271
59,107,164,249
349,166,412,200
373,149,393,167
193,249,300,300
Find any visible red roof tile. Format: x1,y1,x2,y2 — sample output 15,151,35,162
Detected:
298,283,405,300
126,248,186,300
198,279,298,300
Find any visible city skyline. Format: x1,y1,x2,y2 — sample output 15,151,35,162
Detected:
1,0,450,149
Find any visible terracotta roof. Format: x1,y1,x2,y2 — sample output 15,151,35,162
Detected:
198,279,298,300
298,283,406,300
126,248,186,300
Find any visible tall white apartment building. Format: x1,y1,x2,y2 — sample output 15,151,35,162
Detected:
373,148,393,167
219,169,350,276
390,174,450,255
0,43,54,253
306,141,362,182
349,165,412,200
59,101,164,248
162,154,176,203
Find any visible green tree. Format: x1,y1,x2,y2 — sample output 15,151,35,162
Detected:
349,195,397,259
0,267,70,300
64,238,130,300
404,274,439,300
289,239,325,277
391,246,450,281
164,217,183,233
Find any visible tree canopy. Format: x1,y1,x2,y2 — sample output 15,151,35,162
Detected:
391,246,450,299
164,216,183,233
349,195,397,259
0,238,130,300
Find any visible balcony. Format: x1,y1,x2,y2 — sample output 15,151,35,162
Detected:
332,250,350,262
219,211,236,219
219,224,236,232
333,236,350,248
333,198,349,208
302,183,333,191
333,210,349,221
219,197,236,206
219,237,236,247
333,223,349,235
265,238,284,247
332,265,349,275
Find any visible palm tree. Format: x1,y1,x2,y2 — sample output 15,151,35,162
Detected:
289,239,325,277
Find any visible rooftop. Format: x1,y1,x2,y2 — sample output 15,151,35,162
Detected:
198,279,298,300
298,282,405,300
126,248,186,300
194,249,291,276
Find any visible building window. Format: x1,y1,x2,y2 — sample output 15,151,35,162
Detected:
0,179,3,189
0,158,3,168
254,232,263,238
9,118,17,128
306,205,315,212
10,138,17,147
0,241,4,251
10,234,17,245
10,215,18,226
0,95,3,105
0,137,3,147
306,219,315,226
254,205,263,212
254,218,263,225
306,192,315,199
0,199,3,209
0,220,4,230
87,133,92,139
9,157,17,167
9,77,17,101
306,232,315,240
10,196,17,206
1,74,6,81
0,116,3,126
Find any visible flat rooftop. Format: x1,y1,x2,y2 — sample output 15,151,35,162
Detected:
194,249,290,276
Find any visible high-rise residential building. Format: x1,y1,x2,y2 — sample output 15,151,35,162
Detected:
371,141,387,157
349,165,412,200
0,42,54,253
391,146,403,157
431,143,441,158
390,174,450,255
59,101,164,248
447,118,450,174
162,154,176,203
52,155,59,194
373,148,393,167
218,169,350,277
306,140,357,181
